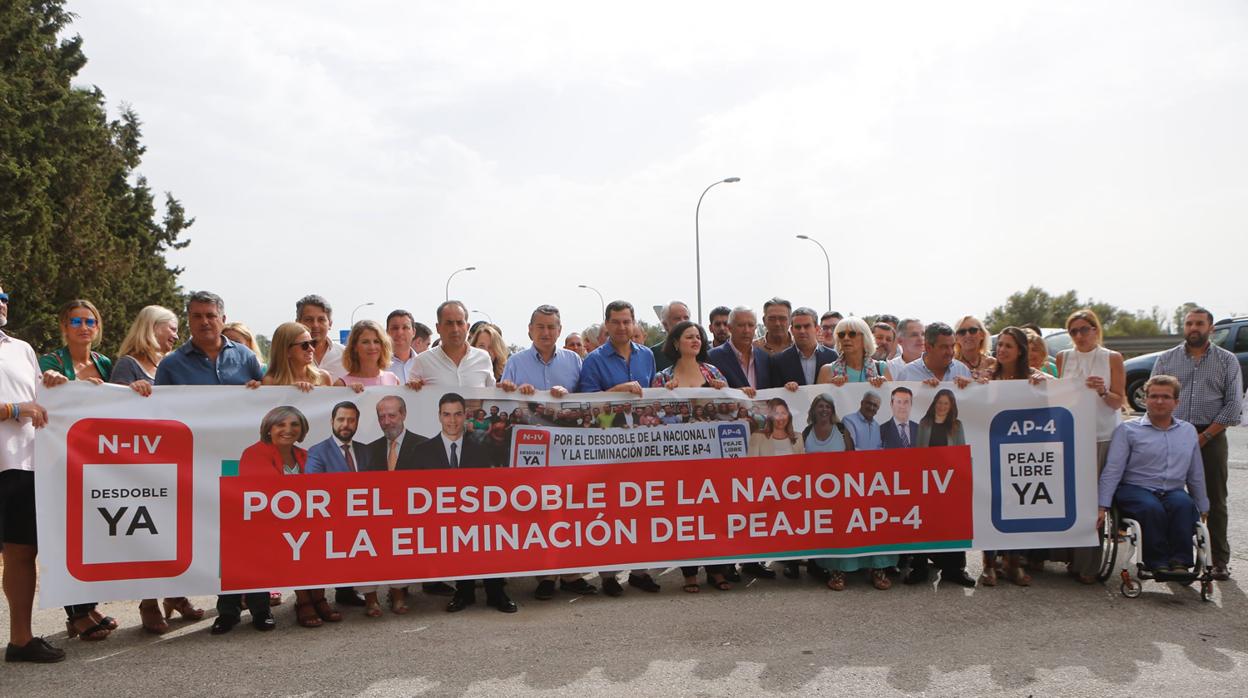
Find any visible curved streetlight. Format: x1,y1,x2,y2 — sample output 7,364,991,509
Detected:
695,177,740,323
349,301,375,327
445,266,476,301
796,235,831,313
472,309,493,324
578,283,605,321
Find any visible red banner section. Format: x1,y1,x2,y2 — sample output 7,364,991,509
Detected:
220,446,973,591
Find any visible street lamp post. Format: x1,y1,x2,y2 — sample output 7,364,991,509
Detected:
578,284,605,320
472,309,493,324
445,266,476,301
349,301,375,327
695,177,740,323
796,235,831,314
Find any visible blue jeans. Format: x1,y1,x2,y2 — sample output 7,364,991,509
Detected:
1114,484,1198,570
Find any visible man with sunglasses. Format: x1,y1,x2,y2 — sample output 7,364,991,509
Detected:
0,286,64,662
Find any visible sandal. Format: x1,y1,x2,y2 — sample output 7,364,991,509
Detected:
139,600,170,635
1005,565,1032,587
709,575,733,591
66,615,111,641
162,597,205,621
870,569,892,590
682,578,701,594
295,601,323,628
979,568,998,587
388,589,409,616
313,598,343,623
363,592,383,618
826,571,846,591
89,610,119,631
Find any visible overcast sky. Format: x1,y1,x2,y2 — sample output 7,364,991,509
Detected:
68,0,1247,343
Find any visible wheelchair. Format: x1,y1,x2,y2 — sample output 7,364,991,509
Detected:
1097,505,1215,602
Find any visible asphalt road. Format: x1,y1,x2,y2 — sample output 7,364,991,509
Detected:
2,428,1246,697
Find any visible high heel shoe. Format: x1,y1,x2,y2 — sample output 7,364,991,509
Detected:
65,615,111,641
162,597,205,622
139,601,170,635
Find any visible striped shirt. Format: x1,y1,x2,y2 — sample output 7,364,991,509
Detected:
1151,343,1243,427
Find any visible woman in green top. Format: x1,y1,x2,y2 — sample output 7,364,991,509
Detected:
37,300,115,641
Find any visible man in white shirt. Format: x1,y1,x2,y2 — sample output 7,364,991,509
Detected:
386,309,419,383
0,286,63,662
408,301,495,389
297,294,346,380
887,318,925,378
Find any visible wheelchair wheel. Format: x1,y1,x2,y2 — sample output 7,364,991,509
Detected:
1096,507,1120,582
1121,579,1142,598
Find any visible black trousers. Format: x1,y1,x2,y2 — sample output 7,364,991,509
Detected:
907,551,966,573
680,564,729,578
455,578,504,600
216,592,271,620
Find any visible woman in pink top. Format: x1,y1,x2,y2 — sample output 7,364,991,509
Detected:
336,320,400,392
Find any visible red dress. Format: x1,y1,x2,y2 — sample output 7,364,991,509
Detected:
238,441,309,477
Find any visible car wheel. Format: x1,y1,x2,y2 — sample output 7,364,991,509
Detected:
1126,376,1148,413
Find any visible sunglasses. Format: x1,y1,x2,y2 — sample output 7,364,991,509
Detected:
68,317,98,328
836,330,860,339
0,293,9,303
1068,326,1095,337
294,340,316,350
955,327,981,336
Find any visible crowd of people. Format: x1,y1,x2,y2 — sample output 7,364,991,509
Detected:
0,284,1241,663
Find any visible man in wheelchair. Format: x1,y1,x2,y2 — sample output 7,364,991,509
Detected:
1097,375,1210,574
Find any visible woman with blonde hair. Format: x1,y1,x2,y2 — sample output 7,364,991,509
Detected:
264,322,332,391
953,315,996,379
470,323,509,381
816,316,890,387
223,321,264,364
335,320,399,392
107,305,205,631
747,398,804,457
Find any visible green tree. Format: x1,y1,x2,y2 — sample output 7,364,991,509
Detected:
1172,302,1202,331
985,287,1165,337
0,1,192,357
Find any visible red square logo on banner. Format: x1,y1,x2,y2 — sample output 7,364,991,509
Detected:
65,419,194,581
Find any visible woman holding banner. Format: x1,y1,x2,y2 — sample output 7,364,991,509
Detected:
1055,309,1125,584
38,300,119,640
980,327,1049,587
815,317,890,387
264,322,333,390
335,320,399,391
953,315,996,380
470,323,510,382
109,305,207,632
652,322,728,389
238,405,343,627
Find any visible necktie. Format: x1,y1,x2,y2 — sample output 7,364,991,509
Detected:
387,440,398,470
342,444,356,472
900,424,910,448
450,442,460,468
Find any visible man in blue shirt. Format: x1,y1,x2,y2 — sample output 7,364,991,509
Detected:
154,291,269,634
155,291,264,387
895,322,973,387
841,391,883,451
1098,375,1210,573
500,305,582,397
498,305,597,600
574,300,661,596
576,301,656,395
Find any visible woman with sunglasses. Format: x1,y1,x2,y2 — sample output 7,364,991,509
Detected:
816,316,891,387
953,316,996,380
1055,309,1124,584
264,322,333,390
107,305,207,632
37,301,116,641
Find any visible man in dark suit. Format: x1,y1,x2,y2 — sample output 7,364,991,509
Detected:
306,401,372,473
648,300,690,372
770,307,838,389
880,387,920,450
365,395,427,471
406,392,517,613
707,306,773,396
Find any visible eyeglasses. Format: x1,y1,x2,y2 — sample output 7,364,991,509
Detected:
68,317,98,328
836,330,860,339
955,327,981,336
295,340,316,350
0,293,9,304
1068,326,1095,337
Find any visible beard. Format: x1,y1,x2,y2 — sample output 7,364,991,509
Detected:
1185,330,1209,348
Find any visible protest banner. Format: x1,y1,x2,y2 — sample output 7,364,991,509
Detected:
34,380,1098,606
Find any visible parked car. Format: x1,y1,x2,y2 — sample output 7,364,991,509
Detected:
1122,316,1248,412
